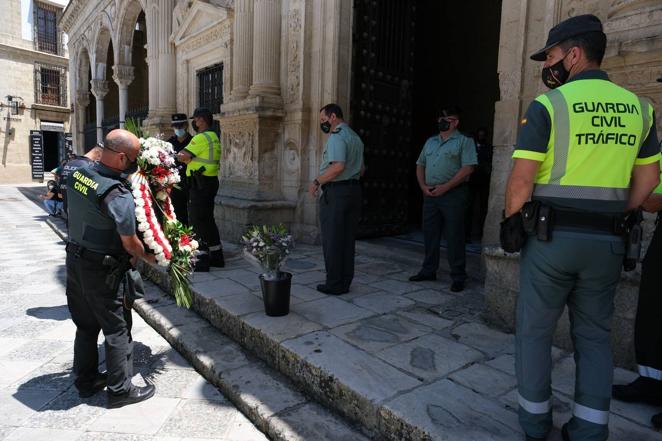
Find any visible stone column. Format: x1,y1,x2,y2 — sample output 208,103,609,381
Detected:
112,65,135,129
249,0,282,96
231,0,254,100
90,79,109,143
75,90,90,152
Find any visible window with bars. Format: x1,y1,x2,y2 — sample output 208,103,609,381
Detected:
34,1,62,55
197,63,224,113
34,63,67,107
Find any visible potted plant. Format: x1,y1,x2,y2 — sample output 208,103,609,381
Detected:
241,224,294,316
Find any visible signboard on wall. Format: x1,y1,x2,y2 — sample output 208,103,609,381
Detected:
64,132,73,156
30,130,44,180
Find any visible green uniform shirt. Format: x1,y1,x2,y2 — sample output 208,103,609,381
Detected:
416,131,478,185
184,130,221,177
319,123,365,181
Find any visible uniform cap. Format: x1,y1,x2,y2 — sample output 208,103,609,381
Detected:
530,14,604,61
190,108,212,119
171,113,188,125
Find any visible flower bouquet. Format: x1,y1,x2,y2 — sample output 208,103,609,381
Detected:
128,133,198,308
241,224,294,316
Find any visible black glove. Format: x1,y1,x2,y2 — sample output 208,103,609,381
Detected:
500,211,527,253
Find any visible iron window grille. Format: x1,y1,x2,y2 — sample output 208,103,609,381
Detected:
33,1,63,55
34,62,68,107
197,63,224,113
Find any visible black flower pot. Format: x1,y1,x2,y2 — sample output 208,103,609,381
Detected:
259,272,292,317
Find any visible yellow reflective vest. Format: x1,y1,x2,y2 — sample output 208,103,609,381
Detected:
184,131,221,177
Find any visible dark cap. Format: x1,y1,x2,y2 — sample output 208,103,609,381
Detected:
190,107,212,119
171,113,188,125
530,14,603,61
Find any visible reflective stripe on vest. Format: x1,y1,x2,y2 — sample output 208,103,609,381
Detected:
531,79,649,201
190,132,217,165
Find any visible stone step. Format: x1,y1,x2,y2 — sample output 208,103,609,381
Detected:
134,280,371,441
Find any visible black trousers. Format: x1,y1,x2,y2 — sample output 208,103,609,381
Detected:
188,176,221,251
65,251,133,394
421,185,468,283
635,217,662,377
171,179,189,225
319,182,362,291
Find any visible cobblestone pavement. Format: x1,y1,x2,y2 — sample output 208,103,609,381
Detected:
0,185,269,441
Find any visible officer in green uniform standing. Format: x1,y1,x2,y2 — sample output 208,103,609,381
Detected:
176,107,223,271
409,106,477,292
308,103,364,295
612,160,662,429
66,129,157,407
503,15,660,441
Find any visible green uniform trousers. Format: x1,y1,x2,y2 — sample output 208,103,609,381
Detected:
516,232,624,441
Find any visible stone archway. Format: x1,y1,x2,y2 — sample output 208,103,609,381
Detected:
75,46,97,151
90,26,113,142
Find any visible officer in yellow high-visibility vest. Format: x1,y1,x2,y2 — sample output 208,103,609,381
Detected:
502,15,660,441
176,107,223,271
613,160,662,430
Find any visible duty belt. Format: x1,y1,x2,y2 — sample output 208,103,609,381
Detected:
553,209,624,235
65,242,121,264
322,179,361,190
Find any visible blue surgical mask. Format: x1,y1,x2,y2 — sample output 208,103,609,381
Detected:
174,128,186,137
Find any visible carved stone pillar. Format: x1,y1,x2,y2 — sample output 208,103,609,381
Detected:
231,0,254,100
112,64,135,129
75,90,90,152
144,0,176,133
90,79,109,143
249,0,282,97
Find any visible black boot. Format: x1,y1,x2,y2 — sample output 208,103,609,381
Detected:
652,412,662,429
107,384,156,408
612,376,662,406
210,249,225,268
194,252,210,272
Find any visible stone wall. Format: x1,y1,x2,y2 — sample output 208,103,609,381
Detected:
483,0,662,368
0,1,71,184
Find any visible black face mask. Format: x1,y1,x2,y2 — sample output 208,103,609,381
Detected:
191,121,199,132
124,158,138,175
541,54,571,89
320,121,331,134
438,119,451,132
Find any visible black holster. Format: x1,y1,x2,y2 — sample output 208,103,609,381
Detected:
622,209,643,272
190,167,207,190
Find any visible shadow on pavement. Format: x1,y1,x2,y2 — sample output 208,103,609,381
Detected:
26,305,70,321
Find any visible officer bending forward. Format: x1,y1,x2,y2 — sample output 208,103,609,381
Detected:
66,129,157,407
503,15,660,441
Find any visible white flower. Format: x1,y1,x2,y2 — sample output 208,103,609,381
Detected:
136,213,147,223
142,229,153,239
156,191,168,201
190,240,199,250
138,222,150,232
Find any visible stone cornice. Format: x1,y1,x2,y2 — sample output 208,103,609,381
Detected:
0,43,69,66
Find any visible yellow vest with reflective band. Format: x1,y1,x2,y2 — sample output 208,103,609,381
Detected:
185,131,221,177
528,79,656,203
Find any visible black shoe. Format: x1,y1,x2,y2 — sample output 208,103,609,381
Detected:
612,376,662,406
107,384,156,408
77,372,107,398
194,253,210,272
210,249,225,268
409,273,436,282
450,281,465,292
652,412,662,430
561,423,570,441
316,284,348,295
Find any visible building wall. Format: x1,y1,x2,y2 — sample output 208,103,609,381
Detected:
0,0,71,184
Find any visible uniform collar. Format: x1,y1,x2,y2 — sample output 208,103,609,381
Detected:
568,69,609,83
438,130,460,143
94,161,123,178
332,122,347,133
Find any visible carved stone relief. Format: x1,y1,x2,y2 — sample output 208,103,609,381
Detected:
286,4,303,105
222,120,258,179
